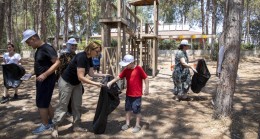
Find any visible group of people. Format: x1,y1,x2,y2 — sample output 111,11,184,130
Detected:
1,29,150,137
1,28,202,136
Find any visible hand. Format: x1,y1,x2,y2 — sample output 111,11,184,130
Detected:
36,73,47,82
144,88,149,96
107,81,112,88
191,67,197,73
103,74,111,77
96,82,104,87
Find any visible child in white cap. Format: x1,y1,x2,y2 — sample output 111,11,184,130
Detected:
107,54,149,133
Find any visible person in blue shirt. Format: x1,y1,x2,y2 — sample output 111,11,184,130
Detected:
92,54,101,73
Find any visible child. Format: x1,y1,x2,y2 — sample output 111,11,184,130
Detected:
107,54,149,133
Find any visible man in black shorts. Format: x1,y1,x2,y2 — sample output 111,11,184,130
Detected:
21,29,60,134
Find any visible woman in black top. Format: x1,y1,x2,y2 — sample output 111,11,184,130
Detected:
52,41,108,138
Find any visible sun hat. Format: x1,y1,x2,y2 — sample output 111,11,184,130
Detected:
21,29,37,43
67,38,78,45
119,54,135,66
180,39,191,46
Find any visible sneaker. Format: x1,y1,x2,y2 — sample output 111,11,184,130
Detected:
121,124,129,131
48,119,54,128
132,126,141,133
32,123,52,134
12,94,18,100
1,96,10,104
66,112,72,117
48,119,53,124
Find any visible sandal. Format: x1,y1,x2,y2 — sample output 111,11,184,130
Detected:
121,124,129,131
132,126,141,133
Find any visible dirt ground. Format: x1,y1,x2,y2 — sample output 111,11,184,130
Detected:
0,55,259,139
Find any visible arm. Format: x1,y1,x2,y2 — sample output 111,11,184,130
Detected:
143,77,149,95
36,58,60,82
189,59,200,63
107,76,121,88
77,67,103,87
88,67,109,78
180,57,197,73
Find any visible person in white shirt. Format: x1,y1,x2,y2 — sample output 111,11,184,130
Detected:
1,43,22,104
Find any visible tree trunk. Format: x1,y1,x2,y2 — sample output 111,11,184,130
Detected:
245,0,250,43
205,0,210,35
71,1,76,37
63,0,69,42
54,0,61,50
39,0,47,42
6,0,12,43
0,0,6,46
85,0,90,45
213,0,244,119
201,0,205,49
210,0,217,59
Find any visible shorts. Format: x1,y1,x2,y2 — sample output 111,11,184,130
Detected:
36,74,56,108
93,65,100,71
125,96,142,114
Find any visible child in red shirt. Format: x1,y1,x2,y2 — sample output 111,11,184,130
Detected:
107,54,149,133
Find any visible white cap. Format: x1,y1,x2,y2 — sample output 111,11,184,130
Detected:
67,38,78,44
62,43,66,46
180,39,191,46
21,29,37,43
119,54,134,66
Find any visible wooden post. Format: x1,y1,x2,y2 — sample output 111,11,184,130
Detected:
117,23,122,76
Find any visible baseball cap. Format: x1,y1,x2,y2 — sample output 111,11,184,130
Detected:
21,29,37,43
119,54,135,66
180,39,191,46
67,38,78,44
62,43,66,46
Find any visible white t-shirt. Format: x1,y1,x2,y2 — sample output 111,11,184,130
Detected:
3,52,21,64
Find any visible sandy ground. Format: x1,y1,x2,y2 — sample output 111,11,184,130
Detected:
0,56,259,139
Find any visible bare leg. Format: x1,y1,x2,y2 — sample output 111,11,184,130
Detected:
51,125,59,138
135,114,142,127
39,108,49,125
126,111,131,125
3,87,8,97
14,88,18,95
48,104,54,120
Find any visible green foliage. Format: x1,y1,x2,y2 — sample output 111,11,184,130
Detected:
159,39,177,50
111,39,118,47
241,43,255,50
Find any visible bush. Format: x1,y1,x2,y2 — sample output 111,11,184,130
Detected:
241,43,255,50
159,39,177,50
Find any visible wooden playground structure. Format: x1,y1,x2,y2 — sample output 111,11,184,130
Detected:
99,0,159,77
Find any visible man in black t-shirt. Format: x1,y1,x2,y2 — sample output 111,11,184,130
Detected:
21,29,60,134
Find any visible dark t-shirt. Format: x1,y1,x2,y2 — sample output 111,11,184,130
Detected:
62,51,93,85
34,43,57,76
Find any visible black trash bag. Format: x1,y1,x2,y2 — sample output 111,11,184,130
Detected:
191,59,211,93
92,76,121,134
2,63,25,89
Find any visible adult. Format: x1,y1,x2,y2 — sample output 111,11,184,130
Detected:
56,38,78,115
21,29,60,134
1,43,22,103
56,38,78,81
51,41,108,138
172,40,197,101
60,43,67,54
